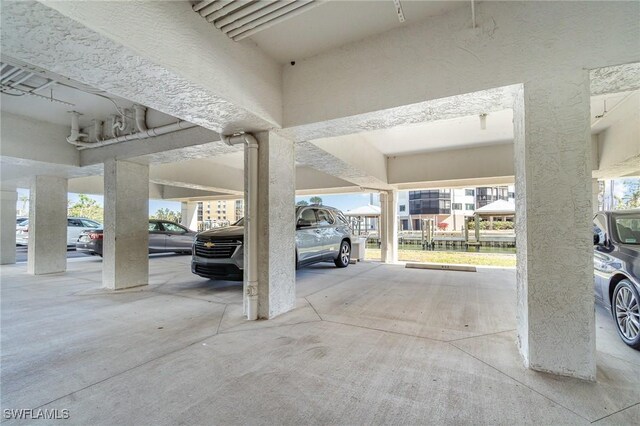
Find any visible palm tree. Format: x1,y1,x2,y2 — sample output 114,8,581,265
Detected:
309,196,323,205
296,200,309,206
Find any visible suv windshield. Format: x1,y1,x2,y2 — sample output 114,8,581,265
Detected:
613,213,640,245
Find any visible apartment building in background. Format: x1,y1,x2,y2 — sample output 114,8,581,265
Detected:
197,199,244,226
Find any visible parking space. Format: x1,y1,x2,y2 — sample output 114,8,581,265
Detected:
1,256,637,424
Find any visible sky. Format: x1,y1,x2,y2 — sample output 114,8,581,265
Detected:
16,188,183,216
15,189,376,217
16,177,638,218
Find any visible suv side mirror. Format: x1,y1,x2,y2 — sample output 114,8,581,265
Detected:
593,233,599,245
594,232,607,246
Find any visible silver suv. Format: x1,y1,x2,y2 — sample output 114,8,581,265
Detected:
192,205,352,280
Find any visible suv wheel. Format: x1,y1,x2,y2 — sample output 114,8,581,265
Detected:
334,241,350,268
612,279,640,349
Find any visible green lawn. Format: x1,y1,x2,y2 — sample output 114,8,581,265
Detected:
365,249,517,267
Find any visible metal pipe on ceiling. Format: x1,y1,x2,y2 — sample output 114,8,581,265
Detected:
206,1,251,23
215,0,279,29
198,0,230,17
193,0,217,12
0,67,22,83
232,1,322,41
227,0,313,39
220,0,296,33
9,72,35,87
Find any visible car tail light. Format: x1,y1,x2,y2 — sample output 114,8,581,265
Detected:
89,233,103,240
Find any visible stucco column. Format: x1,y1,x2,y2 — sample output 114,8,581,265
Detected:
592,179,601,213
103,159,149,290
513,71,595,380
0,190,18,265
380,190,398,263
252,131,296,319
27,176,68,274
180,201,199,231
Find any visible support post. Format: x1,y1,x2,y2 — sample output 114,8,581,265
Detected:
513,72,595,380
103,159,149,290
380,190,398,263
0,190,18,265
474,213,480,243
253,131,296,319
27,176,67,274
180,201,199,231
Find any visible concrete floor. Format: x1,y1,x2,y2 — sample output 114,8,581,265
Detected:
1,256,639,425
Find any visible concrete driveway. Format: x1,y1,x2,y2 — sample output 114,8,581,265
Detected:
1,256,638,424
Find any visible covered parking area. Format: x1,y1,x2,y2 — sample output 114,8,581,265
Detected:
1,0,639,423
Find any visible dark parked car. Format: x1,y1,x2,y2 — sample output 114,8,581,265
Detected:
76,219,196,256
593,210,640,349
192,205,352,280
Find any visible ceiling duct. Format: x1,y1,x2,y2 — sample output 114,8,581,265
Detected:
193,0,324,41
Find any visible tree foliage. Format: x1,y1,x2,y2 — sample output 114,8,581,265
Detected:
616,179,640,210
151,208,181,223
68,194,103,222
309,196,323,205
296,200,309,206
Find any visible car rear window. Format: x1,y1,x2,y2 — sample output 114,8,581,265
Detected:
613,215,640,245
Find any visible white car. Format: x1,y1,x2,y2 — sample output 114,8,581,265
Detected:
16,217,102,246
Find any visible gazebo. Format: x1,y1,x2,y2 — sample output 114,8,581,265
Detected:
344,204,381,235
474,199,516,229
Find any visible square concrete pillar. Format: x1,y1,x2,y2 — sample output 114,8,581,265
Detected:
103,159,149,290
380,190,398,263
27,176,68,275
0,190,18,265
514,71,595,380
180,201,199,231
252,131,296,319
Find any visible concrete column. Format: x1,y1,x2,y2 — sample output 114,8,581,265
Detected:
513,71,595,380
27,176,68,274
0,190,18,265
252,131,296,319
103,159,149,290
180,201,199,231
380,190,398,263
592,179,601,213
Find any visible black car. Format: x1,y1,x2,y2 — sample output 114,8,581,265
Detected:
593,210,640,349
76,219,196,256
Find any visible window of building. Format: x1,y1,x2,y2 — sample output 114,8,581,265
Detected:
399,205,406,212
452,203,462,210
465,189,474,196
465,203,475,210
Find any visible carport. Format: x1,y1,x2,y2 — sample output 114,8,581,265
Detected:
1,1,639,423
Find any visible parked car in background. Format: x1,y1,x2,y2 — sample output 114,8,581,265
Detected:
75,219,196,256
593,210,640,350
191,205,352,280
16,217,102,246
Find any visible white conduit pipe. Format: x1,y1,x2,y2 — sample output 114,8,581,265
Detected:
68,120,196,149
193,0,217,12
231,1,322,41
228,0,313,39
215,0,279,29
221,133,259,321
66,111,88,144
133,104,148,132
206,1,249,23
198,0,230,17
221,0,296,33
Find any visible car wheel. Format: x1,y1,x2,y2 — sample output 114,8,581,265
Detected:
334,240,350,268
612,279,640,350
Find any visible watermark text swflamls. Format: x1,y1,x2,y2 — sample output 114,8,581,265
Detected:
3,409,70,420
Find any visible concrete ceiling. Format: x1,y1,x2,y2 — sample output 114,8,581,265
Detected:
353,109,514,155
245,0,465,63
